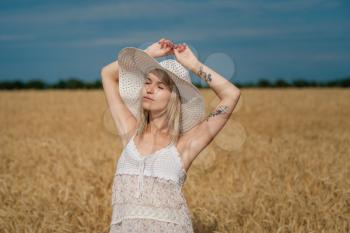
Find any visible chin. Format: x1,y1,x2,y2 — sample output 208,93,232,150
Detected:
141,102,153,110
142,104,163,113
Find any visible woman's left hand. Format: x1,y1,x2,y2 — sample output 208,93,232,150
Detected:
173,43,200,73
144,38,176,58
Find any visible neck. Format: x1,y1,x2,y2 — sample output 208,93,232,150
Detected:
146,111,169,136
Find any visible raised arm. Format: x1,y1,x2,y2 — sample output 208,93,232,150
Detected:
192,59,241,100
101,60,138,146
173,43,241,166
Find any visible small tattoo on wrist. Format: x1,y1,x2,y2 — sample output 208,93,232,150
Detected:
197,65,212,83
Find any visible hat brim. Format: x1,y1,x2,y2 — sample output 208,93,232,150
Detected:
117,47,206,133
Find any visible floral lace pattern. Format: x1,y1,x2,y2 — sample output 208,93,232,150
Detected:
112,174,184,208
109,174,194,233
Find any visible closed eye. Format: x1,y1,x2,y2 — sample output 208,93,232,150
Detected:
144,78,165,89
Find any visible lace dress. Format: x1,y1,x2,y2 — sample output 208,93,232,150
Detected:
109,133,194,233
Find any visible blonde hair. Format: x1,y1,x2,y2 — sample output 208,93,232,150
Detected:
135,68,182,145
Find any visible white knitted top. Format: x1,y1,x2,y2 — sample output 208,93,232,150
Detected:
115,133,187,198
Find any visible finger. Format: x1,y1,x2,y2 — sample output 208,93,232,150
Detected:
163,42,173,50
168,42,175,50
168,42,175,49
158,39,165,45
166,40,174,47
166,40,172,47
178,44,185,52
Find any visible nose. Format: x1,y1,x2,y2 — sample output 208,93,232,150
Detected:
145,84,155,93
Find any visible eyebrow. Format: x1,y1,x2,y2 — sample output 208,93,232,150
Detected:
146,77,165,84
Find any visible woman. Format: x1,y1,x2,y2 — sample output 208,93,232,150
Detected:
101,38,241,233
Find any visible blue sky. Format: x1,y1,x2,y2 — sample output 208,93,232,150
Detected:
0,0,349,86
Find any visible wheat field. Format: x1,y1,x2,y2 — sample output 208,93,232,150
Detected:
1,88,349,233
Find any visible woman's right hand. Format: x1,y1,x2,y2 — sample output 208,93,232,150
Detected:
173,43,201,73
144,38,176,58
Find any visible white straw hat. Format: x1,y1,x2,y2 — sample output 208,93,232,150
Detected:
117,47,206,133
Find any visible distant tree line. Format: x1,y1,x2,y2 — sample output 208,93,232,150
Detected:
0,78,101,90
0,76,349,90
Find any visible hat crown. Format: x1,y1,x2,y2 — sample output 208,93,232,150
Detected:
159,59,191,83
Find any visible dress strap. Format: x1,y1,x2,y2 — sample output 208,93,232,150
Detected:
131,131,137,140
124,130,137,149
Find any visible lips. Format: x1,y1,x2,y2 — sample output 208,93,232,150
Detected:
143,96,154,101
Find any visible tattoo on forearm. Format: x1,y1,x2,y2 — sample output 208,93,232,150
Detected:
197,65,212,83
206,105,230,121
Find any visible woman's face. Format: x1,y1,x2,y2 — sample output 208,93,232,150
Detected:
141,70,171,114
